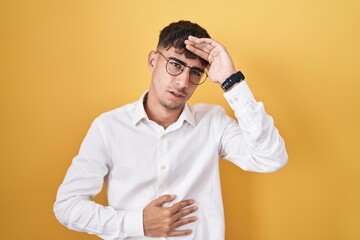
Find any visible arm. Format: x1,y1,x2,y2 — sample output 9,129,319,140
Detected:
53,119,143,239
185,36,288,172
54,119,197,239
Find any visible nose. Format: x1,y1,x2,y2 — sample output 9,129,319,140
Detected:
175,68,190,89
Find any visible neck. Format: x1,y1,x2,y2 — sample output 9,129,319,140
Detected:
144,93,183,129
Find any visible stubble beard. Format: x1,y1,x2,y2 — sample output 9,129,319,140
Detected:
159,87,190,110
159,98,184,110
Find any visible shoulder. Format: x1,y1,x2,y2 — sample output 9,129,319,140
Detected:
191,103,226,115
190,103,227,123
93,100,138,126
190,103,237,127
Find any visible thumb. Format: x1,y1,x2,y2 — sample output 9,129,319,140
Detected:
150,194,176,207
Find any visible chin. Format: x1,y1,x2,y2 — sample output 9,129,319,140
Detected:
160,100,184,110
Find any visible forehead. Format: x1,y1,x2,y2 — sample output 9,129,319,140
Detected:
162,47,205,68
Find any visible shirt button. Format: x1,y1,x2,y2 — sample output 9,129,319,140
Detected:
245,117,253,126
160,165,167,170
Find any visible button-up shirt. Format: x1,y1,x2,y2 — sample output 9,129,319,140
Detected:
54,81,288,239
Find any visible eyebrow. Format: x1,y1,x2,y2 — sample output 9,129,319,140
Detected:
169,57,205,73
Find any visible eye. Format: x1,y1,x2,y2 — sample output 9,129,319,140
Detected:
190,69,202,77
169,60,182,69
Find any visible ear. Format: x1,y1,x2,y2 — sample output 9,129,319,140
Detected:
148,50,157,72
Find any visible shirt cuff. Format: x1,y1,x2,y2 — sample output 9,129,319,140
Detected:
124,209,144,237
223,80,255,111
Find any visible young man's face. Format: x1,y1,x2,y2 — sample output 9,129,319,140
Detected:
148,47,205,111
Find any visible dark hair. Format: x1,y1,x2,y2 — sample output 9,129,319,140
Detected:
157,20,211,66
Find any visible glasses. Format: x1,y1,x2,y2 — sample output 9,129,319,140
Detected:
157,51,208,85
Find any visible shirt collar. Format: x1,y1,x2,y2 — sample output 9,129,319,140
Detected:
132,92,196,127
132,92,149,125
178,103,196,127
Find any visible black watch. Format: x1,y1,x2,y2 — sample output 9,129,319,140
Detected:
221,71,245,92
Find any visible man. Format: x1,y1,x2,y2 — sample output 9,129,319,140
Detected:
54,20,288,239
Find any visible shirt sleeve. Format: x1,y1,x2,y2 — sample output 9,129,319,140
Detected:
219,81,288,172
53,118,145,239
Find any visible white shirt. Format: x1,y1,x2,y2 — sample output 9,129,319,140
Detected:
54,81,288,239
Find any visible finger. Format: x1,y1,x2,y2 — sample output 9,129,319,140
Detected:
185,44,210,61
173,205,198,221
150,194,176,207
186,43,213,55
166,229,193,237
187,37,222,57
187,35,200,42
172,215,197,229
188,35,211,43
168,199,195,214
185,39,214,53
188,35,219,47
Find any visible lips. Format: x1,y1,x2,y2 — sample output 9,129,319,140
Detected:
169,90,186,98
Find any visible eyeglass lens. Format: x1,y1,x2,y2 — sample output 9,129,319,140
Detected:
166,59,207,85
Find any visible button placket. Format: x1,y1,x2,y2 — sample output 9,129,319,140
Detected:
157,134,169,194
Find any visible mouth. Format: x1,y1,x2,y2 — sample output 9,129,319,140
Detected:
168,90,186,98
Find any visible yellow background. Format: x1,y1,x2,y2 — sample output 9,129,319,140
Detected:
1,0,359,239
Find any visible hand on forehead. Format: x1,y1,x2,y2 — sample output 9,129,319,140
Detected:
184,36,219,61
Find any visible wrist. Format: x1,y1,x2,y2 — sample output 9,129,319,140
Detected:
221,71,245,92
218,70,237,85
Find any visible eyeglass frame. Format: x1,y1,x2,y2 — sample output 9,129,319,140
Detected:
156,51,208,85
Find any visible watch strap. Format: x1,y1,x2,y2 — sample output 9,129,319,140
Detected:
221,71,245,92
